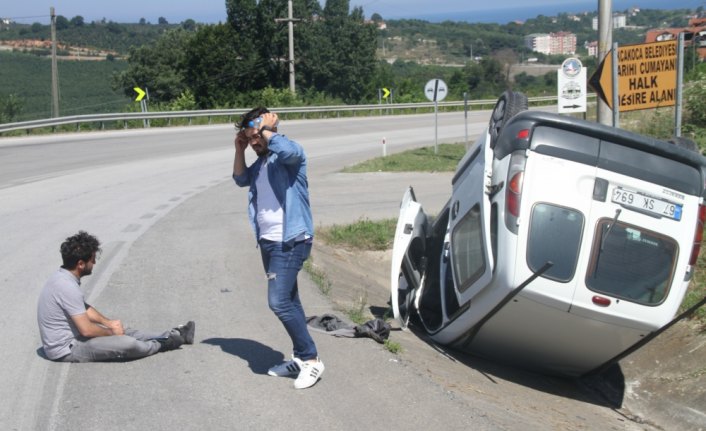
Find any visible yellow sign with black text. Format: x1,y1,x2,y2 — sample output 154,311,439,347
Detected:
588,40,677,112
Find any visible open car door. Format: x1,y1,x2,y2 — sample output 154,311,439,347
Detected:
390,187,429,329
447,133,495,305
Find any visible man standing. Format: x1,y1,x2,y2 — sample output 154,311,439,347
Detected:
37,231,195,362
233,107,324,389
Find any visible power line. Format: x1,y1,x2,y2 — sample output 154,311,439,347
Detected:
3,15,49,20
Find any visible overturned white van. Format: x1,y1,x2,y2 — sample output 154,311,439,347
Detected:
391,92,706,376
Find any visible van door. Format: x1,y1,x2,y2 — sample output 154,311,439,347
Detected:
447,135,494,305
569,142,703,328
390,187,429,328
512,127,601,311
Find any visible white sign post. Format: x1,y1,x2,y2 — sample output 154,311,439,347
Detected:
557,58,587,114
425,78,448,154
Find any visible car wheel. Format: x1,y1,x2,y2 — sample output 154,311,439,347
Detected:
669,136,699,153
489,90,528,149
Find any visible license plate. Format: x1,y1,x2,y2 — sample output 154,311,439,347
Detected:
611,188,682,221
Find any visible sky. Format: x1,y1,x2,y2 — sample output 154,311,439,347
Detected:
2,0,702,25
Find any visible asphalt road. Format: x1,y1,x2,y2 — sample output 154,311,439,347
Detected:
0,111,509,431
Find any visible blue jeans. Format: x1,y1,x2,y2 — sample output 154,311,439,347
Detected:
259,239,317,361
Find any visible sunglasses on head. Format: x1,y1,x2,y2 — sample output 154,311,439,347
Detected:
247,117,263,129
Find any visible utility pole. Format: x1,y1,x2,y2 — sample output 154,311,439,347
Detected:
275,1,299,94
50,7,59,117
597,0,612,125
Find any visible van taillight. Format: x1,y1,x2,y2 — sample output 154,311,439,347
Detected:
689,204,706,265
507,171,524,217
516,129,530,140
504,152,527,234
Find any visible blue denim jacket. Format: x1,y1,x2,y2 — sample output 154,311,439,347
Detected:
233,133,314,244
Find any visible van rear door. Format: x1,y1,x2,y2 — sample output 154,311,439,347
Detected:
569,141,704,329
511,128,599,312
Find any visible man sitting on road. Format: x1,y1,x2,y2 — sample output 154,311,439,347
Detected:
37,231,195,362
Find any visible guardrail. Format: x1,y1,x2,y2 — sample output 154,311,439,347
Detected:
0,95,582,135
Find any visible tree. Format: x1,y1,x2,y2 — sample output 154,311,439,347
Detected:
0,94,24,123
106,21,123,34
182,19,197,31
55,15,70,30
298,1,378,102
323,0,349,18
158,17,169,25
183,23,251,107
70,16,85,27
113,29,194,102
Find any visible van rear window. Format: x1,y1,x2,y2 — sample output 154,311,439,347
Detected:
527,203,584,282
586,219,677,305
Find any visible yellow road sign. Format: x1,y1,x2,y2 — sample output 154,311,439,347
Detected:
382,88,390,99
588,40,677,112
134,87,146,102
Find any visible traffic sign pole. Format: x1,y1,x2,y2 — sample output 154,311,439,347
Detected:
612,43,619,127
424,79,447,155
675,33,684,137
434,100,438,154
464,92,469,149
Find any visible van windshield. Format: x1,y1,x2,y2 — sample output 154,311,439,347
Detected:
586,220,677,305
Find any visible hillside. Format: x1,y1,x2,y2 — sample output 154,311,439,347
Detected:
376,8,694,65
0,20,190,55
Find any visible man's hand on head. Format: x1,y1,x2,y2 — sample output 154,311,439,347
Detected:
259,112,279,134
235,130,249,153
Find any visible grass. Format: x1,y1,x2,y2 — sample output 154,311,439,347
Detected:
344,293,369,325
303,257,331,296
384,339,402,354
316,218,398,251
342,143,467,173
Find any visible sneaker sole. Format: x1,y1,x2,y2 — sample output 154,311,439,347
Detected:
268,362,300,377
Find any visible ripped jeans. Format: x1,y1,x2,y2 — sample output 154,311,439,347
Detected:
258,238,317,361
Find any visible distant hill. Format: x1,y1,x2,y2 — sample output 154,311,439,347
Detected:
0,20,193,55
379,0,701,24
377,7,697,65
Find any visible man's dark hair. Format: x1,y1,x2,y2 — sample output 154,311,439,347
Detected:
236,106,270,131
60,231,101,269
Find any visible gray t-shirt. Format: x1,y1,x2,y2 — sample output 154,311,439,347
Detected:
37,269,86,360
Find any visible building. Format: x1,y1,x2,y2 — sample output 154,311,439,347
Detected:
525,32,576,55
644,17,706,61
592,13,627,30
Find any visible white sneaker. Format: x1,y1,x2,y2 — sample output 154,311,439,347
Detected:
268,356,302,377
294,359,325,389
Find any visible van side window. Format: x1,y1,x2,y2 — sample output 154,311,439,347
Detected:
586,220,677,305
452,205,486,292
527,203,584,282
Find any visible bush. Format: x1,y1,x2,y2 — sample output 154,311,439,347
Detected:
684,71,706,128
